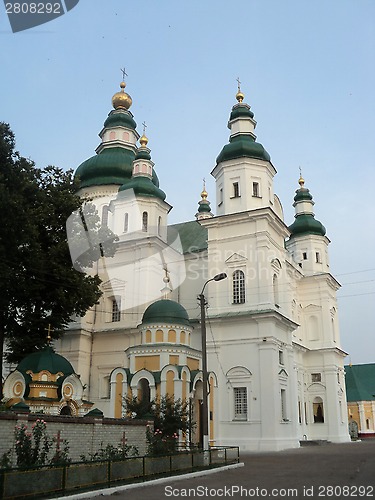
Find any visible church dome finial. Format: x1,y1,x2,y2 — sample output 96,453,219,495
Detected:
196,178,213,220
298,167,305,188
112,69,132,110
236,76,244,103
139,121,148,147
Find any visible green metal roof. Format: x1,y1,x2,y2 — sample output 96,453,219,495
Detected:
294,188,313,202
216,134,271,164
167,220,208,254
142,299,190,326
119,175,166,201
288,214,326,238
75,147,135,188
345,364,375,402
229,104,254,121
17,346,75,377
103,110,137,130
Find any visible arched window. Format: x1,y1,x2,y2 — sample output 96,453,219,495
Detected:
313,397,324,423
102,205,109,227
138,378,151,405
124,213,129,233
142,211,148,232
233,270,245,304
111,297,121,322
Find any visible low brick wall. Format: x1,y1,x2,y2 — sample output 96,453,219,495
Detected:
0,412,151,465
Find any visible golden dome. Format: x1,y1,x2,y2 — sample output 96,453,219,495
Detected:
112,81,132,110
139,134,148,147
236,90,244,103
298,175,305,188
201,188,208,200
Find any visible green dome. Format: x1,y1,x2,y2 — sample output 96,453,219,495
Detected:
288,214,326,238
135,149,151,161
75,147,135,188
119,176,166,201
17,347,75,377
198,201,211,213
216,134,271,164
103,110,137,130
142,300,190,326
229,104,254,121
294,188,313,202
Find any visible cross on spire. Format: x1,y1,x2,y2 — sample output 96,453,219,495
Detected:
120,67,128,81
45,324,53,344
142,121,147,135
236,76,241,91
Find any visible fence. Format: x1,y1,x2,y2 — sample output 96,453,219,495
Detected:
0,446,239,499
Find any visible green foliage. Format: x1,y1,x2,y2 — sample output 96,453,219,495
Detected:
124,395,193,455
0,122,118,371
123,394,153,419
80,441,139,462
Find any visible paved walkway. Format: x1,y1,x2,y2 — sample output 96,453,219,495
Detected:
62,440,375,500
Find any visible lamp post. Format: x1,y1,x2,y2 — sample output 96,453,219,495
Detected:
198,272,227,450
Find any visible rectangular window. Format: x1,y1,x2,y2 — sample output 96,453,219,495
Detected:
303,252,308,260
233,182,240,198
315,252,321,263
234,387,247,420
233,270,245,304
311,373,321,382
252,182,259,197
112,298,121,322
279,350,284,365
281,389,287,420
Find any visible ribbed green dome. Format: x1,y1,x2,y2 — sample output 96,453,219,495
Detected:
142,300,190,326
75,147,135,188
288,214,326,237
229,104,254,121
216,134,271,164
17,347,75,376
198,202,211,213
294,188,313,202
119,176,166,201
103,110,137,130
135,149,151,161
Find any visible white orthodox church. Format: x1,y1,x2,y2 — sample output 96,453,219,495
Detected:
54,80,350,451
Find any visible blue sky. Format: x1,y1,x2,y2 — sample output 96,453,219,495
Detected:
1,0,374,363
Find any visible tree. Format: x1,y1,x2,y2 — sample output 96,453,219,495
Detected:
124,394,193,454
0,123,118,397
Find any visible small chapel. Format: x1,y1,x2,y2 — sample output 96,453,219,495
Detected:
12,77,350,451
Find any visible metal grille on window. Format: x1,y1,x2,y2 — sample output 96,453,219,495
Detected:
112,298,121,322
234,387,247,420
233,270,245,304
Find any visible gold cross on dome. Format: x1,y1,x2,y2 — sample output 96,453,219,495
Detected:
142,121,147,135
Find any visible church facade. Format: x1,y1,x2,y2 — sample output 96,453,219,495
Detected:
55,80,350,451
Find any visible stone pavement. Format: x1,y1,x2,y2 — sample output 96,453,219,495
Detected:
64,440,375,500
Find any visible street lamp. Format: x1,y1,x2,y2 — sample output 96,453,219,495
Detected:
198,272,227,450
